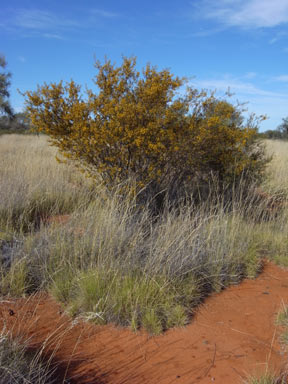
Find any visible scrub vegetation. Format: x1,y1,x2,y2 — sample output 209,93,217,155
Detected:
1,56,288,383
0,135,287,335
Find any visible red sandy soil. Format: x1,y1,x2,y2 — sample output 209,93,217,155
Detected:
1,262,288,384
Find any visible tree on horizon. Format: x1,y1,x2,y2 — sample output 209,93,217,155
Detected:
0,55,13,118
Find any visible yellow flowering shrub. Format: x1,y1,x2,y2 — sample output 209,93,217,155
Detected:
24,57,267,205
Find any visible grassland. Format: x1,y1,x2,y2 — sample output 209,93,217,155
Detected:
1,135,288,333
1,135,288,382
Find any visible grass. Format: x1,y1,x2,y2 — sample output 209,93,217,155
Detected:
1,135,288,382
276,304,288,327
247,302,288,384
276,303,288,348
263,140,288,195
0,134,96,233
0,135,287,336
246,373,287,384
0,328,56,383
56,268,197,332
1,191,264,332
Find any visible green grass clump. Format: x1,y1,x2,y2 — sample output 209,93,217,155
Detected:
276,304,288,350
51,269,200,334
280,330,288,345
276,305,288,327
0,260,29,297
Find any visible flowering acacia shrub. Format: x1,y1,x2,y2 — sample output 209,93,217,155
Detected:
24,57,267,204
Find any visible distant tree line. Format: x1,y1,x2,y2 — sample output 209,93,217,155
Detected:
0,54,31,134
0,112,31,133
259,117,288,140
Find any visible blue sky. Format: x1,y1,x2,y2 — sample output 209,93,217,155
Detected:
1,0,288,131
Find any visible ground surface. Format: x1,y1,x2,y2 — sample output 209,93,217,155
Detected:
1,262,288,384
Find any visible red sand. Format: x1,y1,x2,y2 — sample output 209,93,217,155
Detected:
1,262,288,383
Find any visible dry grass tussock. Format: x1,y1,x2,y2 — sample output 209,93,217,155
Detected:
0,326,56,384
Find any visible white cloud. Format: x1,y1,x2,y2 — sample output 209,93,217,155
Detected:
273,75,288,82
42,33,64,40
269,37,278,44
12,9,79,30
194,75,286,97
1,8,120,36
91,9,119,18
243,72,257,79
199,0,288,28
192,74,288,130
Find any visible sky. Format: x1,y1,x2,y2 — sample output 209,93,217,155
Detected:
1,0,288,131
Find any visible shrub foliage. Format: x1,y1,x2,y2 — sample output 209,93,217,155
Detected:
24,56,267,203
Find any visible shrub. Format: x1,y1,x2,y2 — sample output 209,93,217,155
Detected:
24,56,267,206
